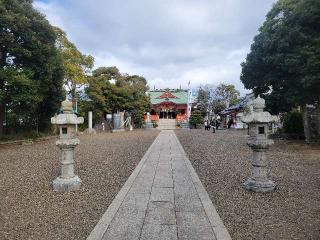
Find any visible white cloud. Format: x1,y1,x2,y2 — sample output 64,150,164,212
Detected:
33,1,66,30
34,0,277,95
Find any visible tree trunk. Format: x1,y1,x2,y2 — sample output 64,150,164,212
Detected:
302,105,310,143
71,83,77,112
0,48,5,137
0,102,4,136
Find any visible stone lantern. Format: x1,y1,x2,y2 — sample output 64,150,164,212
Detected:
51,99,84,192
241,96,276,192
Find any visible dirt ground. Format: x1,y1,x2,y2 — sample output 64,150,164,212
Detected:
176,129,320,240
0,130,159,240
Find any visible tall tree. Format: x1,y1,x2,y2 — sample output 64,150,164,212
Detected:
241,0,320,112
0,0,64,136
189,110,204,129
196,88,210,117
86,66,150,126
54,27,94,100
209,84,240,114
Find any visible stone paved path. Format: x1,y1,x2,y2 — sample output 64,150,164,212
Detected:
87,130,231,240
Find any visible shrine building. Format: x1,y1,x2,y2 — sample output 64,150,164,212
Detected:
148,89,190,123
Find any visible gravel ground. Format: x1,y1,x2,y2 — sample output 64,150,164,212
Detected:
0,130,159,240
176,129,320,240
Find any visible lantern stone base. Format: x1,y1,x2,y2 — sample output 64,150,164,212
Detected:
244,178,276,193
53,175,82,192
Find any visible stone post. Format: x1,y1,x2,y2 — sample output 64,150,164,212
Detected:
145,112,153,129
303,104,320,143
241,96,276,193
84,111,96,134
112,112,125,132
88,111,93,129
51,100,84,192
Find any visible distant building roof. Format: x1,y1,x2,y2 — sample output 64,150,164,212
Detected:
149,89,188,105
220,92,254,115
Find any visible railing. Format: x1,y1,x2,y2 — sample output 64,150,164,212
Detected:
176,114,187,121
144,114,187,121
144,115,160,121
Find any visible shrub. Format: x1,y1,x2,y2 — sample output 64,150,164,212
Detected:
189,110,204,129
152,120,158,128
283,111,304,135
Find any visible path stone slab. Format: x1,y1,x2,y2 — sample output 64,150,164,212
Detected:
129,176,153,194
153,177,174,188
176,211,216,240
174,185,203,212
140,224,177,240
145,201,176,225
87,130,231,240
102,194,149,240
150,187,174,202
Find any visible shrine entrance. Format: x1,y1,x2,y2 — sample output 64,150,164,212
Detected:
159,110,176,119
147,89,190,129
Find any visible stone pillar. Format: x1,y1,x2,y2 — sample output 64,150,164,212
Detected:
51,100,84,192
84,111,96,134
303,104,320,143
112,112,125,132
241,96,276,193
88,111,93,129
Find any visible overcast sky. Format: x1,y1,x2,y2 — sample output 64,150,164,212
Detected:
34,0,277,95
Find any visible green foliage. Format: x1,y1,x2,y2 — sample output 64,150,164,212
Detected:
189,110,204,128
197,88,210,117
0,0,64,135
54,27,94,98
210,84,240,113
86,66,150,127
241,0,320,113
213,84,240,106
152,120,158,128
211,100,226,114
283,111,304,134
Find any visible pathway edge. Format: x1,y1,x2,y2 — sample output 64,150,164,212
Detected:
173,131,232,240
86,132,160,240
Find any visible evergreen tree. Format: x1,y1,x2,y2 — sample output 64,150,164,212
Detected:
241,0,320,113
0,0,64,135
189,110,204,129
86,66,150,127
208,84,240,114
196,88,210,117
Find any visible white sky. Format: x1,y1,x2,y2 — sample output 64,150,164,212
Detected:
34,0,277,95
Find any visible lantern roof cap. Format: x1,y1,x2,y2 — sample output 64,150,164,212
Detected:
51,99,84,125
241,96,274,123
61,99,73,113
253,95,265,111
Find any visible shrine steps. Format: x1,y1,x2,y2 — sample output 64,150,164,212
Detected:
158,119,176,130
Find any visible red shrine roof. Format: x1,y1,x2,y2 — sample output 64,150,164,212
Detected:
158,91,177,99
